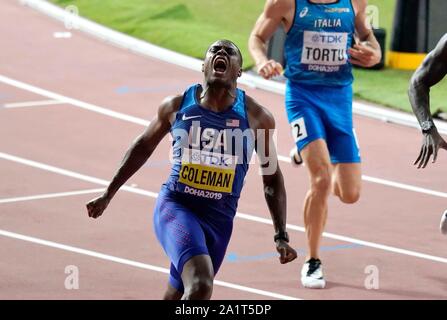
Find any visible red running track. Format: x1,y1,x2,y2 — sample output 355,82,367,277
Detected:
1,1,447,300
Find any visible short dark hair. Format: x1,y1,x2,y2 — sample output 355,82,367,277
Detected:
206,40,243,67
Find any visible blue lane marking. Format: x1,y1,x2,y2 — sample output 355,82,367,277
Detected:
115,84,188,94
226,243,363,263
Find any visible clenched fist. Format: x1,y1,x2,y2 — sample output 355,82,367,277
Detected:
257,59,284,79
86,194,110,219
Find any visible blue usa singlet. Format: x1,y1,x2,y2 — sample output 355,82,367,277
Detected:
284,0,355,86
163,84,253,219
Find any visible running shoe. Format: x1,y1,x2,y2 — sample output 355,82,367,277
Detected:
301,258,326,289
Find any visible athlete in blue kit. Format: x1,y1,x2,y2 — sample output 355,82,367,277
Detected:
86,40,297,300
249,0,381,288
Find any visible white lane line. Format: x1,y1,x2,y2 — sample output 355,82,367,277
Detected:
0,75,149,126
3,99,65,109
2,151,447,265
212,280,299,300
279,153,447,198
0,152,157,199
0,74,446,200
362,175,447,198
235,213,447,264
277,155,292,164
0,188,105,204
0,229,299,300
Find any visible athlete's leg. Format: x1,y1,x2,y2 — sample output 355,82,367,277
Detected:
440,210,447,235
163,281,183,300
301,139,332,260
286,82,329,288
332,163,362,204
179,210,234,300
180,255,214,300
322,84,361,203
153,190,210,299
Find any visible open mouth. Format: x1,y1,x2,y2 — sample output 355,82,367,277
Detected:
213,56,228,73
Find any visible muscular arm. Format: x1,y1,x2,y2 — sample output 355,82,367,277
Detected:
409,34,447,127
103,97,180,199
86,96,182,218
246,96,297,263
247,97,286,233
248,0,293,78
408,35,447,168
261,159,288,236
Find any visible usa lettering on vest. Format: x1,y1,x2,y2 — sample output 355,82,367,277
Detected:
189,124,228,152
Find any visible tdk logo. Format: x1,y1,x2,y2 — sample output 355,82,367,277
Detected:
311,34,343,44
201,154,234,167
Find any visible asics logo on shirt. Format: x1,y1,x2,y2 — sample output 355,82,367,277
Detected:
299,7,309,18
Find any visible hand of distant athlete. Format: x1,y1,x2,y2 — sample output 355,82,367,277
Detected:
276,240,297,264
349,43,381,68
257,59,284,79
86,194,110,219
414,129,447,169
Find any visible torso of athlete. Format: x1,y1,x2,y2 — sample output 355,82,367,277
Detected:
163,84,253,219
284,0,355,86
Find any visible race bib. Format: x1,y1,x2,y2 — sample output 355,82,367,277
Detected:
291,118,308,143
178,148,237,195
301,31,348,66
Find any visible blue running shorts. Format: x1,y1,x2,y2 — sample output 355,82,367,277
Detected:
285,80,361,164
153,186,234,292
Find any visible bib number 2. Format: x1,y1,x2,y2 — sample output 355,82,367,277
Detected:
291,118,308,143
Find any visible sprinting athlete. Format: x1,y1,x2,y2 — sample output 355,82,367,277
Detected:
249,0,381,288
408,34,447,235
86,40,297,300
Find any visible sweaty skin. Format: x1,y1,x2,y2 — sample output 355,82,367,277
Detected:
86,40,297,300
409,34,447,169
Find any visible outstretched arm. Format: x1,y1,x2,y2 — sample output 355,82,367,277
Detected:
86,95,182,218
409,34,447,168
247,96,297,264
